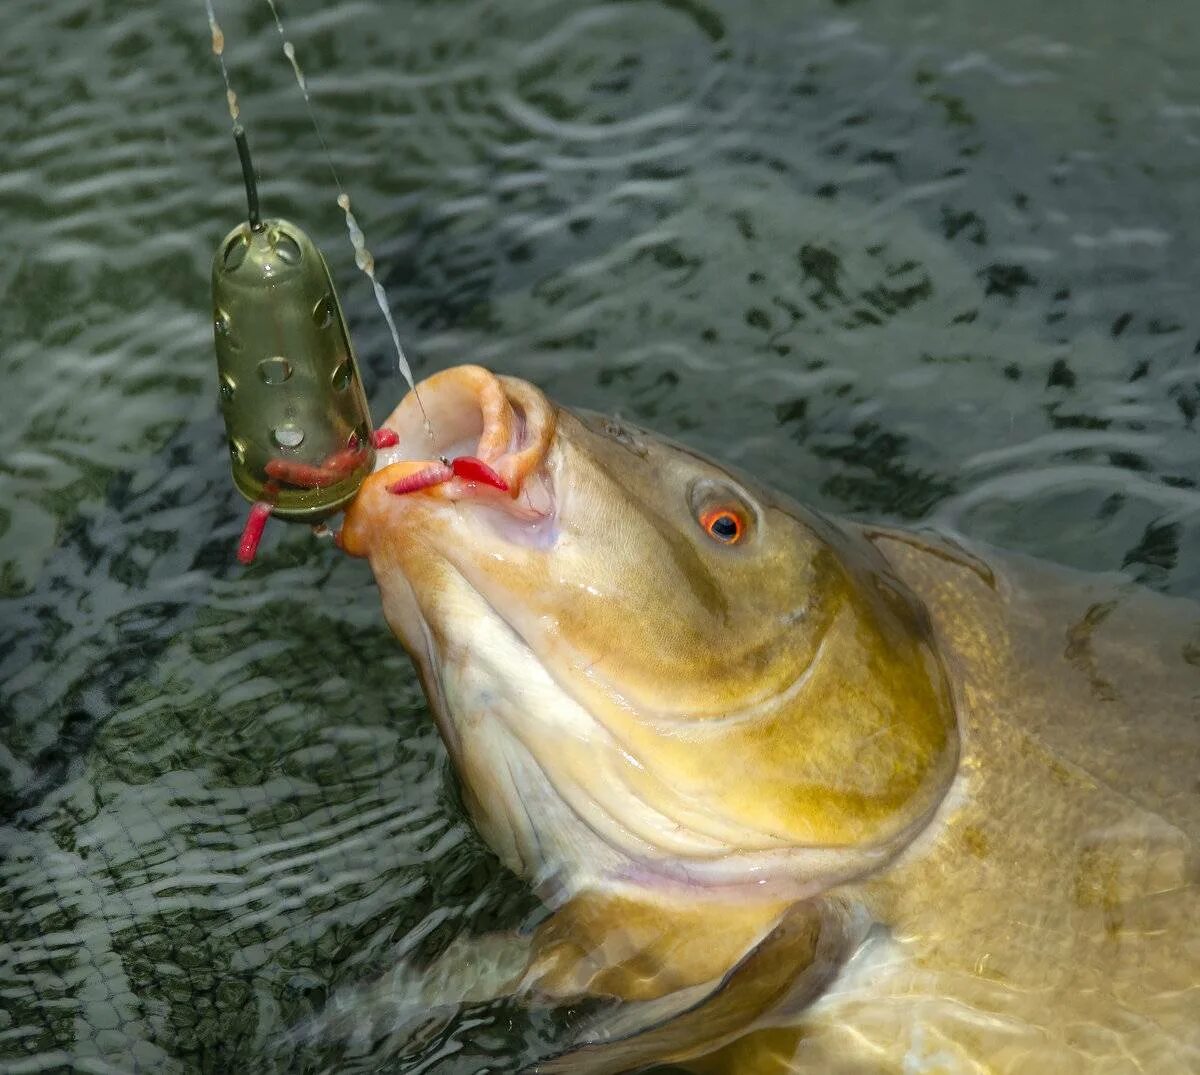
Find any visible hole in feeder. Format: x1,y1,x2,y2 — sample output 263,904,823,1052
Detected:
312,294,336,329
273,425,305,449
223,232,249,271
272,229,302,266
258,357,293,385
331,361,353,391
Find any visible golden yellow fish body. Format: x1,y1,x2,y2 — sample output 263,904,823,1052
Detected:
340,366,1199,1073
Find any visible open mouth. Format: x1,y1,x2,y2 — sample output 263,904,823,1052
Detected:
371,365,554,493
338,365,558,557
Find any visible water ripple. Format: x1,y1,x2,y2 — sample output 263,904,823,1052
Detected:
3,0,1200,1070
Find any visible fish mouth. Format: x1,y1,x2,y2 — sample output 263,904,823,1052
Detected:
372,364,554,489
339,365,558,556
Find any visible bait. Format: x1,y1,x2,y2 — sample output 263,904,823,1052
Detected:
386,462,454,496
211,126,375,526
237,499,275,565
384,456,509,498
264,437,369,489
451,456,509,492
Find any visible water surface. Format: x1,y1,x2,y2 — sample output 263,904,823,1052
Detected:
2,0,1199,1070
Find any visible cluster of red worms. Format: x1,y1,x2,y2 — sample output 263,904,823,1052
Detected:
236,427,507,565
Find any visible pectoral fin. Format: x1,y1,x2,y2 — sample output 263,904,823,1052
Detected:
282,896,867,1073
529,898,869,1075
275,929,533,1056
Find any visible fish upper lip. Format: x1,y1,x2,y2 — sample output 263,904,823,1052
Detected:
365,365,557,501
338,369,559,559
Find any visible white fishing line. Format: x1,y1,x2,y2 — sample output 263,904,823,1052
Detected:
202,0,239,124
261,0,429,429
202,0,432,435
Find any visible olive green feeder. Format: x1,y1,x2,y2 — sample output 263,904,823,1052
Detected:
211,126,374,522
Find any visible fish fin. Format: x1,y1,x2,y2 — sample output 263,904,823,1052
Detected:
273,929,533,1056
528,898,870,1075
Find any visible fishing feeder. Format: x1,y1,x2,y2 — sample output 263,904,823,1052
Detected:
211,126,375,523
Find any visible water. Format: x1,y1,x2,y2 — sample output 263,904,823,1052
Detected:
2,0,1199,1070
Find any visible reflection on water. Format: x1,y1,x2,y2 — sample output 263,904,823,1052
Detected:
1,0,1199,1069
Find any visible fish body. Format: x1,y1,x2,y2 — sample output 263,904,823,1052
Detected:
339,366,1200,1073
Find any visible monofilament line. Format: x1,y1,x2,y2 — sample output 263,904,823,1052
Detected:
202,0,240,125
262,0,433,438
203,9,262,231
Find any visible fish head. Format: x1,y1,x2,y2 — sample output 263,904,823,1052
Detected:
341,365,958,900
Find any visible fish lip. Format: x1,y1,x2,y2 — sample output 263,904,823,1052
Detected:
338,368,559,559
368,365,557,500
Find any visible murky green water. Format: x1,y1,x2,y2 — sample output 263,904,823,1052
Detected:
2,0,1199,1070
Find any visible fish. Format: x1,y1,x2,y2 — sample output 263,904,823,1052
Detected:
335,363,1200,1073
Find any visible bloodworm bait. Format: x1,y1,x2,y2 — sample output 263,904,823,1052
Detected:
385,462,454,495
237,499,275,565
451,456,509,492
239,443,509,565
385,456,509,497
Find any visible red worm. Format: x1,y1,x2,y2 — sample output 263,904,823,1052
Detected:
372,428,400,449
386,462,453,496
237,500,274,565
451,456,509,492
321,445,368,473
264,447,366,488
263,460,340,488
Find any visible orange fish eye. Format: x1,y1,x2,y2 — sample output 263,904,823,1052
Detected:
699,507,744,544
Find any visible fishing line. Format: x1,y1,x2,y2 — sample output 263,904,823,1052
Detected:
260,0,432,437
202,0,241,125
203,0,433,437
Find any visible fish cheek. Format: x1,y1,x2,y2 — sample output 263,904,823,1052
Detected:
771,533,959,839
721,566,957,849
809,584,957,840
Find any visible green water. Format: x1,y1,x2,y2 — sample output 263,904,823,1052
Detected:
2,0,1199,1070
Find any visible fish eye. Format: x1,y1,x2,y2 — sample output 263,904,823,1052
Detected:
688,478,757,546
699,507,745,544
